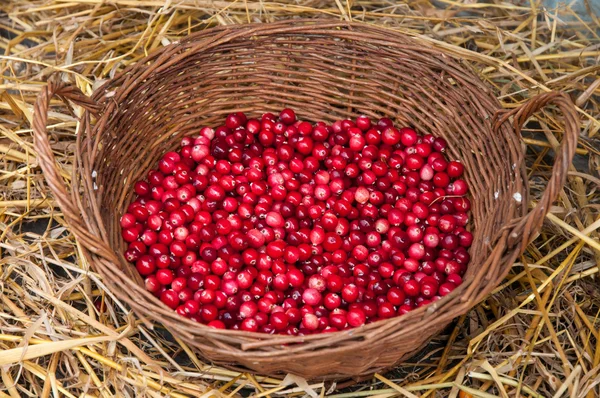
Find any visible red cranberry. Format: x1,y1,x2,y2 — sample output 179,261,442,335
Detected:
439,282,457,296
382,128,401,145
136,255,156,276
438,215,456,233
160,289,179,309
362,301,378,318
377,302,395,319
270,312,290,331
447,274,463,285
447,161,464,178
145,275,160,293
279,108,296,125
398,127,417,146
239,301,258,319
451,179,469,195
346,308,366,327
302,288,322,306
323,293,341,310
403,280,420,297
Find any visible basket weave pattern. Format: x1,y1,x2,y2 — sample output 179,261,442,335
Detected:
33,21,578,379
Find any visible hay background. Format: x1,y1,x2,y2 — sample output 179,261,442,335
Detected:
0,1,599,397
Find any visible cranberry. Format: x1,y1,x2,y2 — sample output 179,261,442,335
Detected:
120,213,137,229
362,301,378,318
121,226,140,243
279,109,297,125
302,288,322,306
346,308,366,327
341,284,359,303
382,128,401,145
439,282,457,296
438,215,456,233
403,280,420,297
208,320,226,329
160,289,179,309
156,269,174,285
239,301,258,319
145,275,160,293
287,268,305,287
266,212,284,228
377,302,395,319
324,293,342,310
387,287,405,306
270,312,290,331
447,274,463,285
136,255,156,276
329,313,347,329
433,172,450,188
308,275,326,292
446,161,464,178
445,260,462,275
301,313,319,330
420,278,439,298
451,179,469,196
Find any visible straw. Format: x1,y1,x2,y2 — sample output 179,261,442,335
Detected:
0,0,599,396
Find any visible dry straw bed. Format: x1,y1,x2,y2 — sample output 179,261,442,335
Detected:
30,19,580,380
0,1,599,397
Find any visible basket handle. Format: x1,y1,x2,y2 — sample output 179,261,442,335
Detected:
33,81,117,261
492,91,579,248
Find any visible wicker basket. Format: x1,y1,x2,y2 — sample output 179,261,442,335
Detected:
33,20,579,380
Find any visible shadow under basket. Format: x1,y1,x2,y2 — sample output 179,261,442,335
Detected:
33,20,579,380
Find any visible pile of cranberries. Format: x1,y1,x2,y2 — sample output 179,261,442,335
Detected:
120,109,472,335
